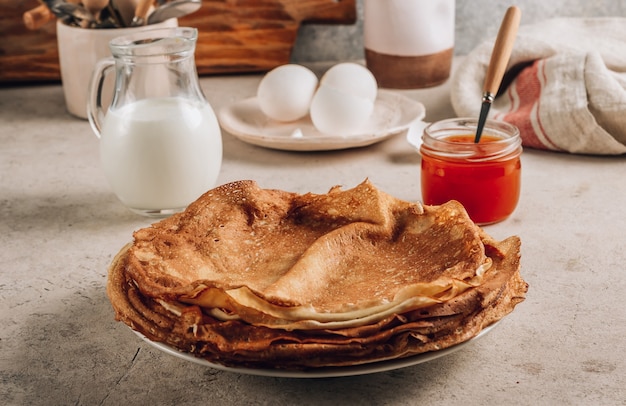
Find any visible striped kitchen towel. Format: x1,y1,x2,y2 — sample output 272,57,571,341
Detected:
451,17,626,155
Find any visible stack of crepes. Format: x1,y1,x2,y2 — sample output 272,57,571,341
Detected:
107,180,527,370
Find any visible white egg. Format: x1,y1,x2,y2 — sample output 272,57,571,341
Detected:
310,85,376,136
310,63,378,136
257,64,319,122
319,62,378,102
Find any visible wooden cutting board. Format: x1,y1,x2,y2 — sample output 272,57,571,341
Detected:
0,0,356,84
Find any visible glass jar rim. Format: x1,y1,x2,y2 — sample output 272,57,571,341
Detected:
421,117,522,162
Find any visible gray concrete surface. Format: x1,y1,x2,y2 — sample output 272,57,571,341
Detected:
2,61,626,404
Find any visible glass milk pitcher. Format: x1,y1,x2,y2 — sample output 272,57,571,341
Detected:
88,27,222,218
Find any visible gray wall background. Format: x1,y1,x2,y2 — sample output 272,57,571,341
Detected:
291,0,626,62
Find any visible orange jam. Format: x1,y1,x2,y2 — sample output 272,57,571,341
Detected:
419,118,522,225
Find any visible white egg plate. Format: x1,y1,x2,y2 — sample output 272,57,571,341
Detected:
217,90,426,151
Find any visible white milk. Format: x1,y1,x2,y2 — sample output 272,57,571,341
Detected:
100,97,222,213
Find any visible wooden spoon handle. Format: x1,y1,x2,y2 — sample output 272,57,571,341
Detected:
134,0,154,24
23,4,54,30
483,6,522,96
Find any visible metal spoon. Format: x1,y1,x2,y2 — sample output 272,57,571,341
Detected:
147,0,201,25
474,6,521,143
109,0,138,27
47,1,95,25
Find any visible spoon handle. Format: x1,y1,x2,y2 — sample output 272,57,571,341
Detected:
132,0,153,26
23,4,54,30
483,6,521,96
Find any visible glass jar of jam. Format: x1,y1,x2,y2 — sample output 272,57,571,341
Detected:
420,118,522,225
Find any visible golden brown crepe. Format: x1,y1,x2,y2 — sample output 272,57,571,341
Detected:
107,180,527,369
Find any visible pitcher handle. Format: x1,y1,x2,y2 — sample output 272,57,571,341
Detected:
87,57,115,139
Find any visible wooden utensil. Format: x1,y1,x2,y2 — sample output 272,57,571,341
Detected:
83,0,110,21
180,0,357,75
474,6,521,143
23,4,54,30
131,0,153,26
1,0,357,82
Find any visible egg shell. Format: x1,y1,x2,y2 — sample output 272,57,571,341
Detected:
319,62,378,102
257,64,319,122
310,84,375,136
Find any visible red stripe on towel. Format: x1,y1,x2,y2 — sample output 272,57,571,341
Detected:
503,60,544,148
502,60,560,150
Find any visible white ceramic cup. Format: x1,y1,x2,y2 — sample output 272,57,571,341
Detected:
364,0,455,89
56,19,178,119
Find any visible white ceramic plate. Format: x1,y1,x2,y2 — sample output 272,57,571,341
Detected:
406,120,430,152
133,322,498,378
217,90,426,151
